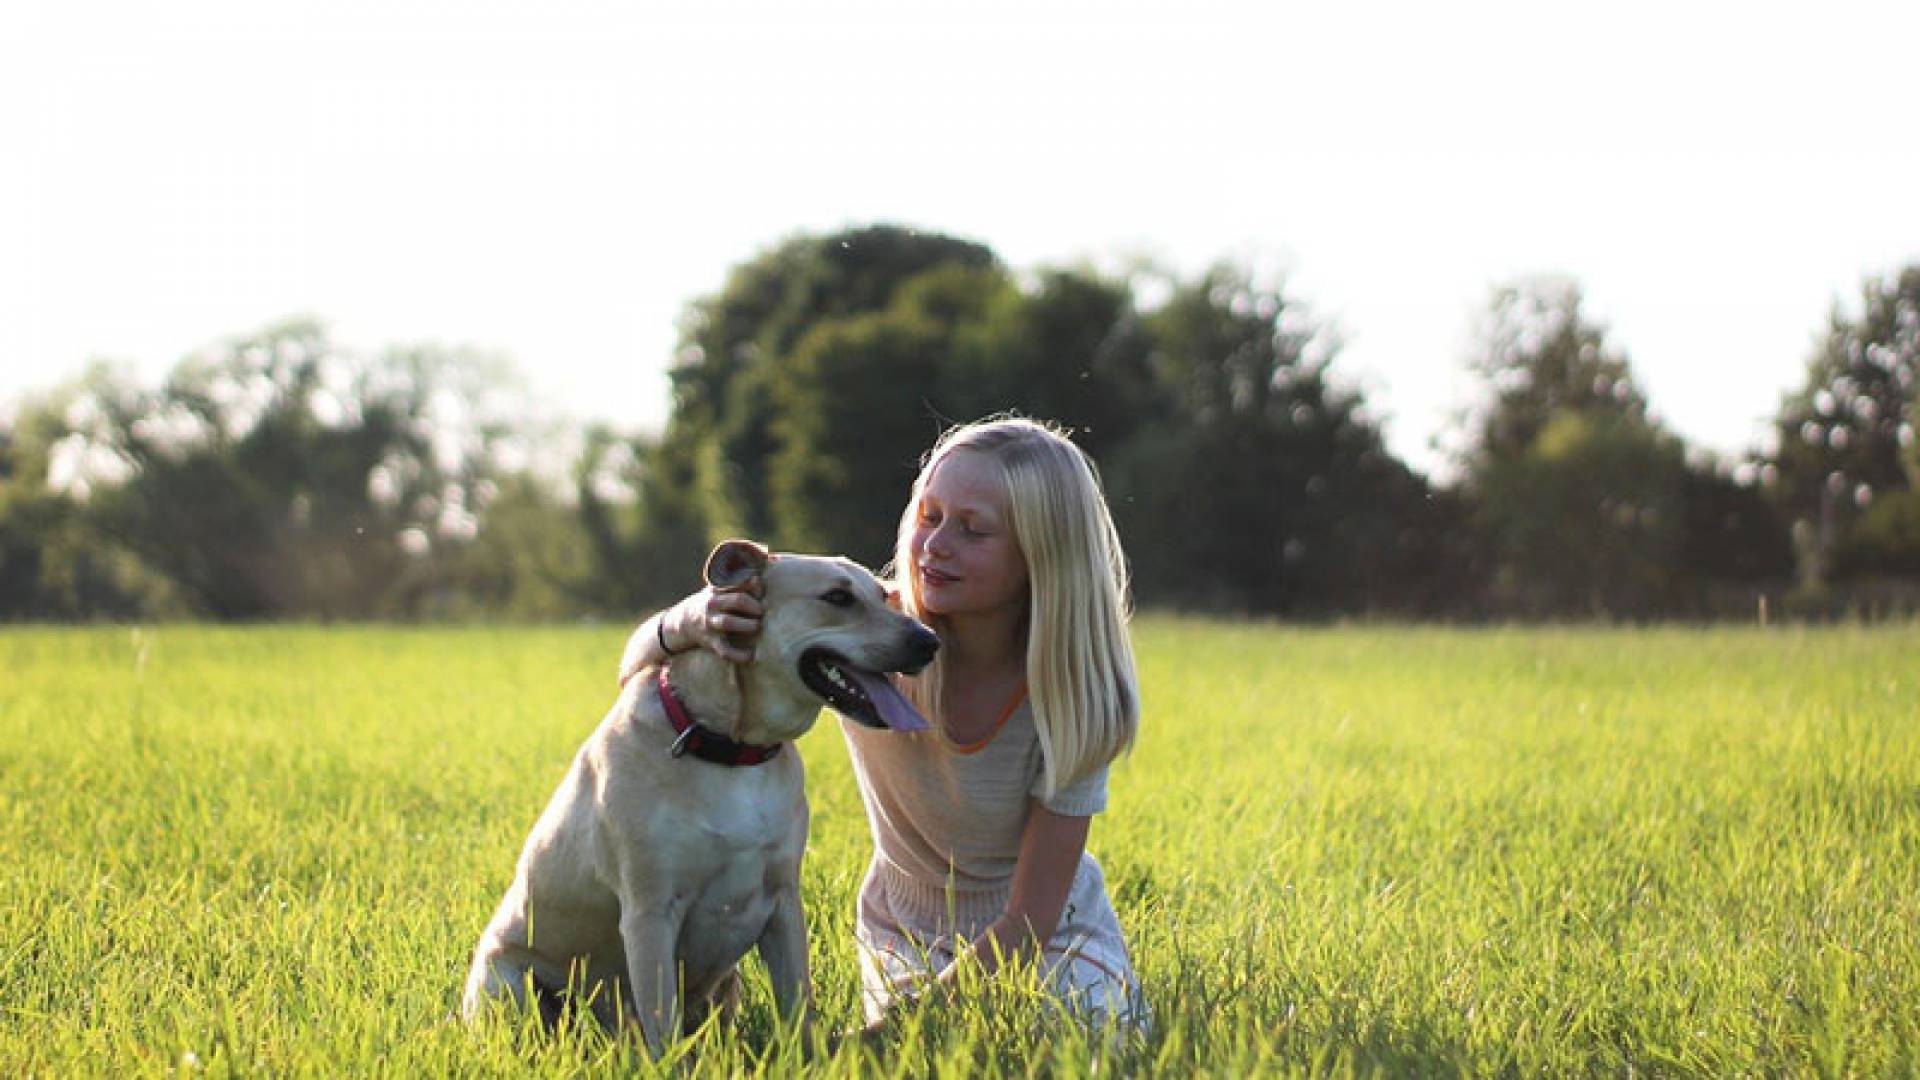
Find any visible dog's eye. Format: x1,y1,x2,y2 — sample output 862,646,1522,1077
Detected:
821,588,856,608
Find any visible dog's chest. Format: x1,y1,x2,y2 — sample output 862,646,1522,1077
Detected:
677,861,778,974
671,781,803,974
689,777,795,845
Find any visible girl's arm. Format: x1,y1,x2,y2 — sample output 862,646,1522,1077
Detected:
943,802,1090,981
615,586,764,686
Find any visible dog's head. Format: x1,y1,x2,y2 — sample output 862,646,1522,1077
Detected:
707,539,937,732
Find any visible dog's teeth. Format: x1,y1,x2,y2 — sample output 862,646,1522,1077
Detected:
816,660,866,700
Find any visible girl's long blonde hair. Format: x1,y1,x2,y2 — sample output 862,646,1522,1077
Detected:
890,416,1139,796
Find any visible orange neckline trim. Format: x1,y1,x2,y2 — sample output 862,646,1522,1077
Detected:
946,683,1029,754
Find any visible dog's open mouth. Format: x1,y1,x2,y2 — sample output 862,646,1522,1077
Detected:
799,649,931,732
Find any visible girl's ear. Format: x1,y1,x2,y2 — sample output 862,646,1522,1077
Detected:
705,539,770,593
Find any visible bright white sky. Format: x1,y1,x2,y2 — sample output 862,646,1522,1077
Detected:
4,0,1916,479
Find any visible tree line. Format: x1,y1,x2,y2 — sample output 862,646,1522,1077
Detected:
3,225,1916,621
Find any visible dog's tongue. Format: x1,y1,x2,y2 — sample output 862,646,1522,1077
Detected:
845,667,931,732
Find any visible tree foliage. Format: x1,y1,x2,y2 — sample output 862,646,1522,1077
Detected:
669,232,1444,614
1769,267,1920,585
771,310,952,567
572,427,725,614
1462,277,1651,469
4,235,1915,622
1459,278,1790,616
670,225,998,541
0,383,161,618
43,321,526,618
1113,266,1447,614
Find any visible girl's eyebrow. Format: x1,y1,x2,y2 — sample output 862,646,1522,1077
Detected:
922,491,1006,520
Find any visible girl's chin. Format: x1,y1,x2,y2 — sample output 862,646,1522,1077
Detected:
919,593,1026,621
917,584,973,616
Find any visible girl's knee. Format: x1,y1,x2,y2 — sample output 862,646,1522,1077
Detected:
1044,950,1150,1035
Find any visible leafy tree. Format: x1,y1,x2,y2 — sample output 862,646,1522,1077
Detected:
666,234,1455,615
1838,490,1920,577
1477,411,1691,616
1769,266,1920,585
431,472,602,620
768,312,952,568
1459,277,1651,469
1458,278,1697,616
764,260,1167,571
63,320,518,618
0,385,162,618
571,427,714,613
940,268,1163,465
1677,462,1794,593
669,225,998,542
1114,265,1442,614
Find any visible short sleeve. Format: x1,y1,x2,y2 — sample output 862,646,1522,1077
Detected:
1034,759,1108,817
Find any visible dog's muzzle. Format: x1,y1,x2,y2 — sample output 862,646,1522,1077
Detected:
799,632,936,732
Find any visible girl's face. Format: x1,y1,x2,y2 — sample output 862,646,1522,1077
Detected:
910,450,1029,620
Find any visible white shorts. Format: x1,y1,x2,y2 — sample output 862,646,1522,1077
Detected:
854,853,1150,1032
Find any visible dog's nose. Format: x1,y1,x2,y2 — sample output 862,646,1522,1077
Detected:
904,626,940,671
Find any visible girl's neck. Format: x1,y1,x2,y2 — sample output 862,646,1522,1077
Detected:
937,605,1028,678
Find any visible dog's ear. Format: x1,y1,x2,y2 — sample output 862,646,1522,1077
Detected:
705,539,770,593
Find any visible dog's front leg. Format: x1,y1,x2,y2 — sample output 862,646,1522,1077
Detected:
757,885,814,1043
619,907,683,1056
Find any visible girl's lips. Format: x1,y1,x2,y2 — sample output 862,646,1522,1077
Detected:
919,565,958,586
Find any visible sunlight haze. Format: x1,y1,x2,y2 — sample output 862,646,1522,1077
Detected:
4,0,1916,478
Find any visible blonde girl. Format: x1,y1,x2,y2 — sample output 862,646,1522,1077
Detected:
624,416,1147,1032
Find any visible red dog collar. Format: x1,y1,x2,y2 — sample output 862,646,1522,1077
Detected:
655,666,783,767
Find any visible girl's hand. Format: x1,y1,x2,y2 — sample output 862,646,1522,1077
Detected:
836,1007,900,1054
668,583,764,663
617,586,764,686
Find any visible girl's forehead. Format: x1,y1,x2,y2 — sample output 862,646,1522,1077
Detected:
923,450,1007,509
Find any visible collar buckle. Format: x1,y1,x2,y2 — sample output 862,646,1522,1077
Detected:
655,664,783,767
669,724,696,758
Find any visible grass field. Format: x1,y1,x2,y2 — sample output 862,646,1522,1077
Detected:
3,620,1917,1077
